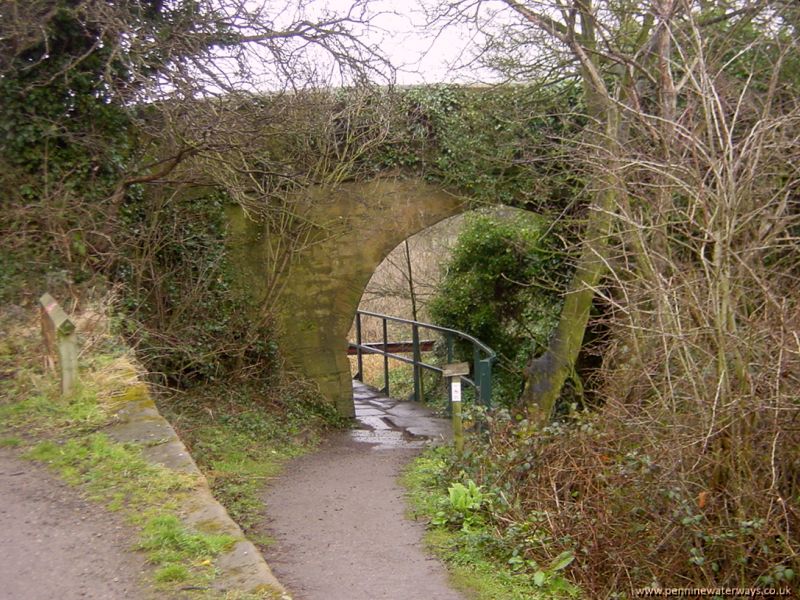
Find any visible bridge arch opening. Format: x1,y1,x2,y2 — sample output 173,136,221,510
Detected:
346,205,539,410
345,211,466,406
227,176,541,418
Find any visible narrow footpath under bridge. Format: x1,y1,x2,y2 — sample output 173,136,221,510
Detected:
260,379,463,599
226,177,468,417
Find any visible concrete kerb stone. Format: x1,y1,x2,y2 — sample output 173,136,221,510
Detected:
104,384,291,599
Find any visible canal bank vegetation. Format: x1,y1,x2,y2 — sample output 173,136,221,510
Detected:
428,211,568,408
402,1,800,597
404,446,580,600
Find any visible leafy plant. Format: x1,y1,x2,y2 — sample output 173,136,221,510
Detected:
531,551,575,588
405,449,581,599
428,211,566,406
449,480,485,514
432,479,487,533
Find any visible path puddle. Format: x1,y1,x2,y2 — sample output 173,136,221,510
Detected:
347,428,428,450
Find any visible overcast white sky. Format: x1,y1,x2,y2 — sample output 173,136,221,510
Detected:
342,0,487,84
264,0,502,86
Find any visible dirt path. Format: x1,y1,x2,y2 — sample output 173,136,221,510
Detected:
258,383,464,600
0,447,151,600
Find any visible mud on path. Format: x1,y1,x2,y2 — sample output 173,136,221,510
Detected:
0,447,152,600
258,382,464,600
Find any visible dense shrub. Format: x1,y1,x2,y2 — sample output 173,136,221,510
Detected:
428,211,566,406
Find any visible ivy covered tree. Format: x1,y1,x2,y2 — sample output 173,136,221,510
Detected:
2,1,214,180
0,0,389,209
0,0,390,382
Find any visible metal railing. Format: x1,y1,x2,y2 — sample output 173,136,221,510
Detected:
350,309,497,408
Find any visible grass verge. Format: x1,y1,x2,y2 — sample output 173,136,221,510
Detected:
0,306,285,599
158,379,346,546
403,446,581,600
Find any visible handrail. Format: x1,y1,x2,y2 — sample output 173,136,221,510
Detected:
357,309,496,358
350,309,497,408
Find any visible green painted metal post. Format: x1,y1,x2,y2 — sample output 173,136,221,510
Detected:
382,318,389,395
355,312,363,381
478,359,493,408
412,323,422,402
445,333,454,414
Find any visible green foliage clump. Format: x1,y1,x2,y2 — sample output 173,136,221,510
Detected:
140,514,235,582
432,479,486,531
26,434,195,509
368,85,585,210
404,447,580,600
0,2,134,180
429,211,565,406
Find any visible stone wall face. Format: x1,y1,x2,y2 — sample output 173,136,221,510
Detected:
226,177,465,416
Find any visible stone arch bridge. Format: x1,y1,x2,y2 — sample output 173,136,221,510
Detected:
226,177,468,417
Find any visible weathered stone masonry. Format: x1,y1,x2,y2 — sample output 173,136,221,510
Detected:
227,177,466,416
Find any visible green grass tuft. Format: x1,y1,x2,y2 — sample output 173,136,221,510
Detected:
0,387,111,432
140,514,235,565
26,433,195,506
154,564,190,583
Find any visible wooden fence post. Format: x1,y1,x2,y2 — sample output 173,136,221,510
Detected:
39,293,78,396
443,362,470,456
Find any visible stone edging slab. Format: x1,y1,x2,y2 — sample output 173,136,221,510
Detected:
105,383,291,599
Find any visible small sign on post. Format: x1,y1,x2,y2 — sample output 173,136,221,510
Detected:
443,362,470,455
39,293,78,396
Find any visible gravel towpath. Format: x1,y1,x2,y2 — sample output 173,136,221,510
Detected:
0,447,151,600
259,382,464,600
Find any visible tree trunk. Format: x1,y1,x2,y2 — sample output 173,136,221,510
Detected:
520,53,622,424
520,180,617,424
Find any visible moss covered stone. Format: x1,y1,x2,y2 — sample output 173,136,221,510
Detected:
226,177,466,416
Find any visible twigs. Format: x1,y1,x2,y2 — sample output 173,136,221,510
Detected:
434,0,800,593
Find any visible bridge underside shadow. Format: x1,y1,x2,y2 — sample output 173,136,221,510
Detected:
227,177,467,417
